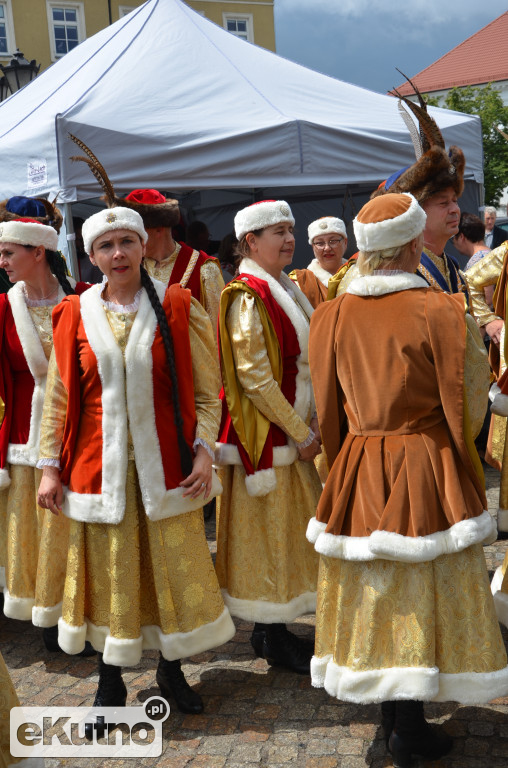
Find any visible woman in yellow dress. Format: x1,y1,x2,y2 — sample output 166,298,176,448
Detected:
0,197,91,654
37,206,235,715
216,200,322,674
308,193,508,767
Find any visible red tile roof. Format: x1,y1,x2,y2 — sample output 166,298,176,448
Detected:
394,11,508,95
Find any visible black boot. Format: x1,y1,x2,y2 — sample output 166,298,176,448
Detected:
42,626,96,657
85,653,127,740
380,701,396,748
156,655,203,714
262,623,313,675
388,700,453,768
250,622,269,657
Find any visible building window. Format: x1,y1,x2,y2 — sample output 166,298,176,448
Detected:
223,13,253,43
0,1,15,56
47,2,85,60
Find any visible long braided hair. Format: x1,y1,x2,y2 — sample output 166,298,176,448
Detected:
46,249,76,295
140,265,194,478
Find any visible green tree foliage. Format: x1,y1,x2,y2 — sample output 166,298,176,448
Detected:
428,84,508,206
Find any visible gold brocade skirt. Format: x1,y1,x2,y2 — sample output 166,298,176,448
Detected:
0,464,69,625
58,462,235,667
313,544,508,705
215,460,321,623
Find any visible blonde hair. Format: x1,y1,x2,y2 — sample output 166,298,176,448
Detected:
357,244,405,275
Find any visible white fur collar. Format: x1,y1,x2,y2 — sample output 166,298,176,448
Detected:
307,258,332,287
347,272,428,297
6,281,69,467
238,258,315,423
8,281,67,380
239,257,313,338
64,278,222,523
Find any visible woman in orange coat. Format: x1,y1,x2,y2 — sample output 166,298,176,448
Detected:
308,193,508,767
37,206,234,716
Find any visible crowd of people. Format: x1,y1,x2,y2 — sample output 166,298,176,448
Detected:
2,106,508,768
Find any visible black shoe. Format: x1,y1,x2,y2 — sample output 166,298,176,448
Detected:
85,653,126,741
156,655,203,714
262,624,312,675
42,626,96,657
380,701,396,748
250,622,269,657
388,701,453,768
497,529,508,540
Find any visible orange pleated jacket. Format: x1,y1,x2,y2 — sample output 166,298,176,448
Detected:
308,272,491,563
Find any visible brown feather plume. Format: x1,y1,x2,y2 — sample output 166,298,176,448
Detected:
392,86,445,153
68,133,116,205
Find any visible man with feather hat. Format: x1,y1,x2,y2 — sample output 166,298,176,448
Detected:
69,136,224,332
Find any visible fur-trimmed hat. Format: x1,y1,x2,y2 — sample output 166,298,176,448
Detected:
354,193,426,252
69,134,180,229
82,207,148,255
0,196,63,233
234,200,294,241
308,216,346,244
0,217,59,251
374,81,465,204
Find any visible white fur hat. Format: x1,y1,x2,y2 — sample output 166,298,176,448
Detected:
308,216,346,244
353,193,426,252
234,200,294,241
82,206,148,255
0,218,59,251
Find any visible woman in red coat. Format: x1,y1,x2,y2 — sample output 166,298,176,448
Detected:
0,196,89,654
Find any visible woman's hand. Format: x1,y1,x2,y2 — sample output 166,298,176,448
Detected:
298,438,322,462
179,444,213,499
38,467,63,516
485,318,504,346
310,416,321,444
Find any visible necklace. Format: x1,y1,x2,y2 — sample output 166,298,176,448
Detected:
23,282,59,302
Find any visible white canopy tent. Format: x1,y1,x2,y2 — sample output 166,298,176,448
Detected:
0,0,483,267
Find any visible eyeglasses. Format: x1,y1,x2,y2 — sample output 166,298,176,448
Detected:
313,238,344,250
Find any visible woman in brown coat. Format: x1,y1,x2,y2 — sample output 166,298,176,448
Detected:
308,193,508,767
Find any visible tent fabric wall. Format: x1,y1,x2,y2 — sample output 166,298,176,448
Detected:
0,0,483,207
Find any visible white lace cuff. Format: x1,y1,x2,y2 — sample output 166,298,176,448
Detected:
296,428,315,450
193,438,215,460
36,458,61,470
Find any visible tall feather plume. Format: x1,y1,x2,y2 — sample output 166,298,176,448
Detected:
68,133,116,205
392,86,445,153
397,101,422,160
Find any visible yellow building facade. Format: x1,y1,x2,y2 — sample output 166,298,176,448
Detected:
0,0,275,74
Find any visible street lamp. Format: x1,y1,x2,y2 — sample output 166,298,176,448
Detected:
0,50,40,101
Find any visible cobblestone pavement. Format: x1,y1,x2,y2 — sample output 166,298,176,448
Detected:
2,466,507,767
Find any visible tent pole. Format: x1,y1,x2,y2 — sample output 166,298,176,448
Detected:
64,203,79,280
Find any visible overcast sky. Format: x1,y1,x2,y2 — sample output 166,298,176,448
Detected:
274,1,507,94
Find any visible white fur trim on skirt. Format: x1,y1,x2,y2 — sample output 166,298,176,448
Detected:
311,654,508,705
221,588,316,623
57,607,236,667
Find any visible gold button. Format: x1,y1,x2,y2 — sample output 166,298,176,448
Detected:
120,314,126,322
